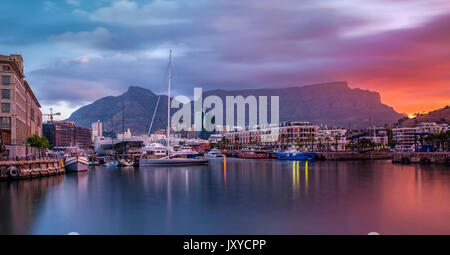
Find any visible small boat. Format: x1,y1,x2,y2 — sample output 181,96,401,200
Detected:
105,160,119,167
237,149,269,159
89,161,100,166
275,148,315,160
119,159,134,167
206,148,224,158
65,156,89,172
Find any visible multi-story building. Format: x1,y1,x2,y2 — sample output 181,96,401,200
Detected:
361,127,389,145
43,121,92,149
91,120,103,142
392,127,419,150
0,54,42,158
317,128,348,151
417,122,446,134
224,121,319,148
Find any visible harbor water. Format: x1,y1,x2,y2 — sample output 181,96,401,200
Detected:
0,158,449,234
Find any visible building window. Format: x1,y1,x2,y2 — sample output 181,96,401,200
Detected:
2,66,9,71
2,75,10,85
1,103,10,113
1,89,10,99
0,117,11,129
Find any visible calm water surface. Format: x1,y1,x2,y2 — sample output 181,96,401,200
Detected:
0,159,449,235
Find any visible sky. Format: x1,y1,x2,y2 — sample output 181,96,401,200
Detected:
0,0,448,119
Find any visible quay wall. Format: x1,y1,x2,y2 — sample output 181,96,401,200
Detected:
392,152,450,165
315,151,392,160
0,160,65,181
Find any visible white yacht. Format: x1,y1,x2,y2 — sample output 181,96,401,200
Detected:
206,149,224,158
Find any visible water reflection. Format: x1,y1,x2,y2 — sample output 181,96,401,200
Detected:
0,159,449,234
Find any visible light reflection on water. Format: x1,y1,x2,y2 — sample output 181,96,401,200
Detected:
0,159,449,235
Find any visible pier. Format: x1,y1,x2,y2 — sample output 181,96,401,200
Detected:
315,151,392,160
392,152,450,165
0,160,65,181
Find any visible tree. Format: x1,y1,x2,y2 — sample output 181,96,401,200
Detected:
280,133,286,149
334,135,340,152
325,137,331,151
27,135,50,159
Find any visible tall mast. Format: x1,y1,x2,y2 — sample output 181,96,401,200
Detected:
122,103,125,154
167,50,172,152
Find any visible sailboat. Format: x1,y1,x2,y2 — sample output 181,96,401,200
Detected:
139,50,209,166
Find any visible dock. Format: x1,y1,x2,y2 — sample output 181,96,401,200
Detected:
315,151,392,160
0,159,65,181
392,152,450,165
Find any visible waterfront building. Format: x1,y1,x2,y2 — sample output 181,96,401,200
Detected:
316,128,348,151
113,137,145,155
149,133,166,142
0,54,42,158
417,122,446,134
91,120,103,142
94,136,114,155
392,127,419,150
209,134,225,144
43,121,92,149
117,128,132,140
224,121,319,148
362,126,389,145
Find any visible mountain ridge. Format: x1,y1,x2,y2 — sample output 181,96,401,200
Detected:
67,81,404,134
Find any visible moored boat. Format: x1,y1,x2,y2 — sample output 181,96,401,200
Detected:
206,149,224,158
65,156,89,172
237,149,269,159
275,148,315,160
119,159,134,167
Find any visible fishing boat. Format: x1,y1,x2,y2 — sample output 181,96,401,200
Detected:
139,50,208,166
237,148,269,159
275,147,316,161
65,155,89,172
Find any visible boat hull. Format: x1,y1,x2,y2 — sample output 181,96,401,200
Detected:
139,158,209,166
275,152,316,160
237,151,269,159
65,157,89,172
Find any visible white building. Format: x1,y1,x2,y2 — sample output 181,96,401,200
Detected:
393,127,419,149
417,122,446,134
117,128,132,140
94,136,113,155
91,120,102,142
317,128,348,151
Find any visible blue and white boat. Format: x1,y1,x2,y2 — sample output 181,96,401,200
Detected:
275,148,315,160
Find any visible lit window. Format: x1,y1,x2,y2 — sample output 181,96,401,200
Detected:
2,66,9,71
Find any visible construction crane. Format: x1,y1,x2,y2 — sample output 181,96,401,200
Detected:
44,108,61,122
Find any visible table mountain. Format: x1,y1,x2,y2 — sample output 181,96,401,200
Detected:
67,82,404,134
